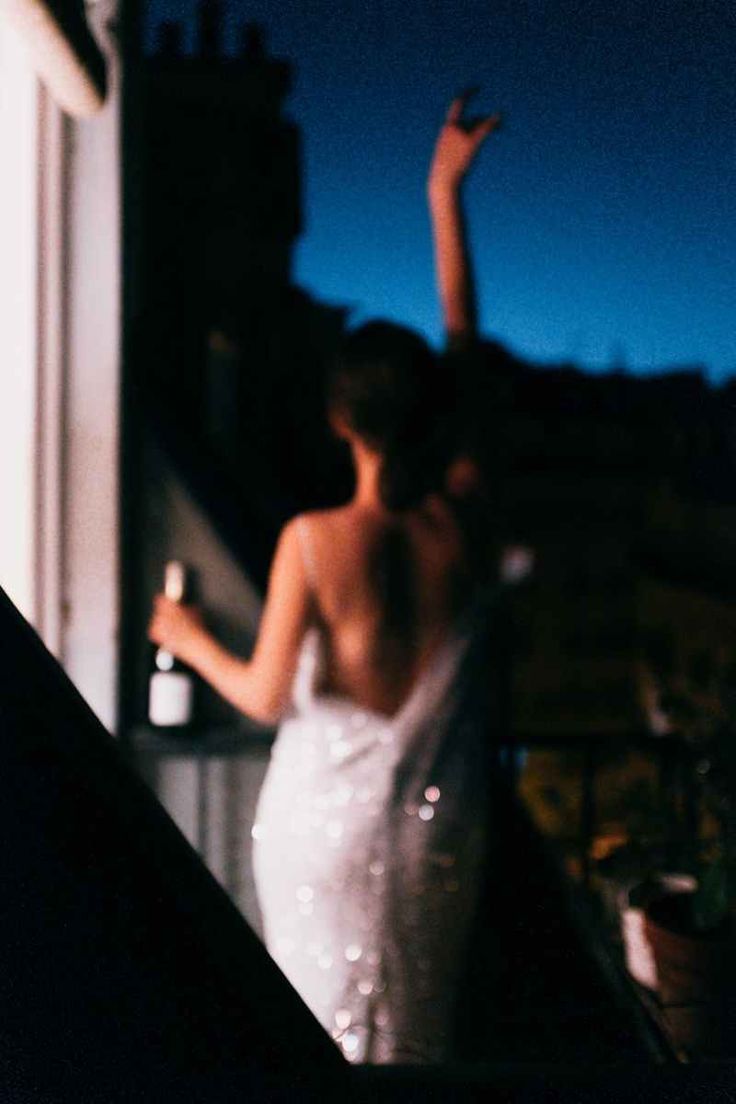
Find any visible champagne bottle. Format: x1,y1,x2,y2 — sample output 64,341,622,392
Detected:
148,561,195,730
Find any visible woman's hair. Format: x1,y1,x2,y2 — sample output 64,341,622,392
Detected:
328,321,464,671
328,321,460,511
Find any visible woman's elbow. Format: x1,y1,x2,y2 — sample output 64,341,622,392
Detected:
226,663,288,726
240,691,287,728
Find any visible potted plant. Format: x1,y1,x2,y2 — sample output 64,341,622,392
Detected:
638,653,736,1055
644,855,736,1056
620,871,696,991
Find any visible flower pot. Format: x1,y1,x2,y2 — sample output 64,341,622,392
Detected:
644,892,736,1056
619,874,696,991
594,841,668,929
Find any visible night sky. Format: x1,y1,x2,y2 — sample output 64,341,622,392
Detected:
146,1,735,382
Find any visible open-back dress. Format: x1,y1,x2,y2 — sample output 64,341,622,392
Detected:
252,521,493,1064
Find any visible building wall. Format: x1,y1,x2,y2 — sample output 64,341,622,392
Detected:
0,20,40,622
0,5,122,736
62,0,121,731
138,745,270,936
134,429,269,929
135,428,264,726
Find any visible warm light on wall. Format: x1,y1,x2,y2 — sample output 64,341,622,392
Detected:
0,19,39,622
0,4,120,728
2,0,106,117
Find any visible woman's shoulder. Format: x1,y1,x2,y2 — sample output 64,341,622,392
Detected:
284,508,365,571
289,506,355,536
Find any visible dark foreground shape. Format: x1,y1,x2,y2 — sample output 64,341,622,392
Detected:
0,587,344,1101
3,585,736,1101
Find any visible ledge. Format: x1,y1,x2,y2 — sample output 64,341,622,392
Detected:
127,722,274,758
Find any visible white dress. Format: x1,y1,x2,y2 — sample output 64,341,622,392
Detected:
252,537,492,1064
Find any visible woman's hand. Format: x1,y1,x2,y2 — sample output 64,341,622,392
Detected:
428,90,500,338
148,595,207,666
428,89,501,195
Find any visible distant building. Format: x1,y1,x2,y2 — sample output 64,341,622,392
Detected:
140,11,300,331
132,4,348,508
129,9,736,740
491,352,736,737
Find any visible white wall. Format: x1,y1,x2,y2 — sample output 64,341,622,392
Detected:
0,3,121,732
0,19,39,623
62,0,121,731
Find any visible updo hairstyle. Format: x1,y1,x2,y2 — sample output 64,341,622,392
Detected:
328,321,459,511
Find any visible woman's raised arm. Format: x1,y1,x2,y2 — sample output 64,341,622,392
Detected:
428,91,500,344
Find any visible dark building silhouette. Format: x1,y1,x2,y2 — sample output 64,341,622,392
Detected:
475,349,736,736
143,13,298,323
132,5,346,512
123,8,349,733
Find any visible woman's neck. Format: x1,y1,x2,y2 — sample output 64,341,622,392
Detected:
351,440,386,511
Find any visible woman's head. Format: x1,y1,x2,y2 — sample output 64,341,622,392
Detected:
328,321,459,510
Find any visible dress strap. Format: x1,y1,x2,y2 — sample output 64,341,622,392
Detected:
296,516,318,591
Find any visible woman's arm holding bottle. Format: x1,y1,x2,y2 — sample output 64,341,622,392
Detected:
428,90,500,344
148,519,311,725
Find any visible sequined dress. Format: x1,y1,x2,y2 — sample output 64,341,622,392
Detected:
252,593,491,1064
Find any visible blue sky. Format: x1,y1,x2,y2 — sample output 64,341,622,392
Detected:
147,1,735,380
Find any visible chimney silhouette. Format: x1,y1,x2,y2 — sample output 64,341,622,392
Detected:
240,21,265,62
198,0,222,59
155,20,183,60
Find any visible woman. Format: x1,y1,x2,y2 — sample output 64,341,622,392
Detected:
149,93,501,1063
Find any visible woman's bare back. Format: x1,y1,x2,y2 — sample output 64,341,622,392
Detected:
299,498,470,717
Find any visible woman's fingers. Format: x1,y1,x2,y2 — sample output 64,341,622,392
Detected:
446,85,480,124
148,613,162,645
446,86,483,126
446,96,464,125
480,112,502,134
472,112,502,143
443,96,501,160
148,594,202,653
430,94,500,189
148,598,168,644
